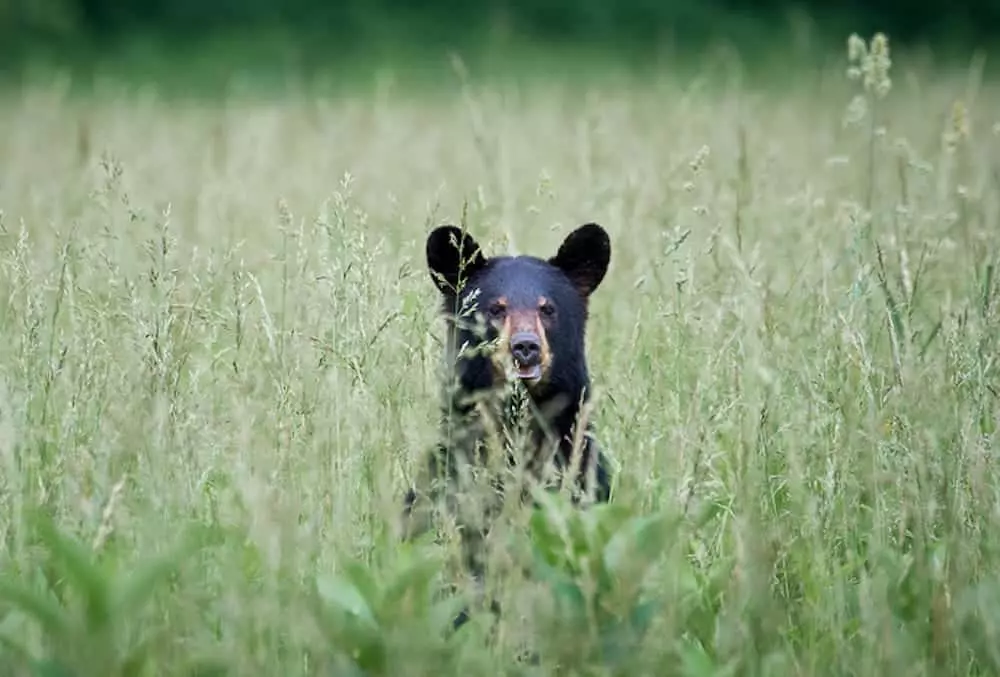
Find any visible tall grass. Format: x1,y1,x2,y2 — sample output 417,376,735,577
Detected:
0,36,999,675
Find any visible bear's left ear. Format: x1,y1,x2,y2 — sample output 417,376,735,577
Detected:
549,223,611,298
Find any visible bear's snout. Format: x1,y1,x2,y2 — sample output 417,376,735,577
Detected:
510,331,542,368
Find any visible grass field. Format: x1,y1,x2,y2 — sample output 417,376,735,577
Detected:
1,35,999,676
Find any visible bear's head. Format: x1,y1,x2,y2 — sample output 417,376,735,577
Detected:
425,223,610,406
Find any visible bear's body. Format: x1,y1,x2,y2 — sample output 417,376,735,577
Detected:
401,223,615,627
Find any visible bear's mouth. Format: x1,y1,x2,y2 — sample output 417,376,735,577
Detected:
512,362,542,382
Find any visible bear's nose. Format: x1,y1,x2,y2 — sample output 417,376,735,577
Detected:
510,332,542,367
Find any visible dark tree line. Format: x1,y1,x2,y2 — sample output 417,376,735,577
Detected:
1,0,998,55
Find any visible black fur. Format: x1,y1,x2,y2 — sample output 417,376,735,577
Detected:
401,222,615,630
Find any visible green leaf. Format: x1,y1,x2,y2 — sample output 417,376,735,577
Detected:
0,578,71,642
628,598,660,636
0,623,35,666
119,627,165,677
678,636,716,677
379,554,442,619
565,511,593,567
599,616,643,668
311,599,387,674
29,658,76,677
602,512,676,586
316,574,377,626
185,661,230,677
112,528,207,620
33,517,111,632
528,505,569,571
339,562,380,613
551,580,587,618
530,549,573,588
588,504,635,550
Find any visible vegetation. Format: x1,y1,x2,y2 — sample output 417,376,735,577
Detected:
3,0,999,87
1,31,1000,676
5,0,1000,48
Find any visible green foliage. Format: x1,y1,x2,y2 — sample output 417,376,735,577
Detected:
1,27,1000,677
525,492,679,673
304,495,721,676
307,544,476,676
1,0,999,81
4,0,1000,45
0,515,216,676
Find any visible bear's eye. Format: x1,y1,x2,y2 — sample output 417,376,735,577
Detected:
539,302,556,318
487,302,507,320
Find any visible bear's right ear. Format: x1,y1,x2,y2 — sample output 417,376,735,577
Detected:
426,225,488,295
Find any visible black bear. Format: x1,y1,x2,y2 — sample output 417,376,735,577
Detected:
401,222,615,628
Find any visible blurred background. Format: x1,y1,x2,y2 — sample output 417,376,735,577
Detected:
1,0,999,91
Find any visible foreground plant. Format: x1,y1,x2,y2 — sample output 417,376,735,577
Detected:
522,491,681,675
306,539,498,677
0,514,216,677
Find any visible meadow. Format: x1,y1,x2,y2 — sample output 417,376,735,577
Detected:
0,34,999,676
